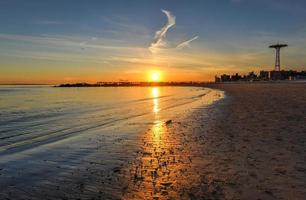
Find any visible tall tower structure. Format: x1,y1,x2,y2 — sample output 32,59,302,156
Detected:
269,44,288,71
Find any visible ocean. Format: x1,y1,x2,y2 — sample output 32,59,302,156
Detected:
0,85,223,199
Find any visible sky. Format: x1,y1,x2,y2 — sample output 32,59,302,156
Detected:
1,0,306,83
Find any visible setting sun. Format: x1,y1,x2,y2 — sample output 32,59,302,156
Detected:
151,72,161,82
151,72,160,82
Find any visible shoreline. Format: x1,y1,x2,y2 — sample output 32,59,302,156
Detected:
1,83,306,199
55,80,306,87
122,82,306,199
1,80,306,88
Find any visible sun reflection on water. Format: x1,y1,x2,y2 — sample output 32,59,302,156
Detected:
124,89,225,199
152,87,160,114
151,87,159,98
151,87,163,147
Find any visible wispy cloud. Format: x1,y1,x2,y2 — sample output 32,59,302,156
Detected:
149,9,198,53
0,33,144,51
176,36,199,49
149,9,176,53
0,33,148,65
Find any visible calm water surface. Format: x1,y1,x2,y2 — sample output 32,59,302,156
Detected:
0,85,223,199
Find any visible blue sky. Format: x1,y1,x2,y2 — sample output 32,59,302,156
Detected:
1,0,306,83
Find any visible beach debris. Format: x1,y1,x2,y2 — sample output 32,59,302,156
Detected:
165,120,172,125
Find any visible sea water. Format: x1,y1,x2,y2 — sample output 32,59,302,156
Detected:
0,85,223,199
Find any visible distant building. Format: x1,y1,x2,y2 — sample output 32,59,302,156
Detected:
270,70,282,80
246,72,257,81
215,69,306,83
259,71,269,81
220,74,231,82
231,73,242,81
295,71,306,80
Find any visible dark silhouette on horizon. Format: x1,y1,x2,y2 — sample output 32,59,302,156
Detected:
56,81,213,87
215,70,306,83
269,43,288,71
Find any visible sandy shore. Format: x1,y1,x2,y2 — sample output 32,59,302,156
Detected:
1,83,306,199
201,82,306,199
122,82,306,199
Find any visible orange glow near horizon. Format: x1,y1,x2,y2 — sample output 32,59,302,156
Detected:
0,66,224,84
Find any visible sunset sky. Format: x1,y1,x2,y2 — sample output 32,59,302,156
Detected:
1,0,306,83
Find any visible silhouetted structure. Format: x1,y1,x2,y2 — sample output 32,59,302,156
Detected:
215,70,306,82
269,43,288,72
231,73,242,81
56,81,213,87
220,74,231,82
270,70,282,80
259,71,269,81
214,43,306,82
247,72,257,81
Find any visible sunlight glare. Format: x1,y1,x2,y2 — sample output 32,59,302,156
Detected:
152,87,159,98
151,72,160,82
151,87,160,113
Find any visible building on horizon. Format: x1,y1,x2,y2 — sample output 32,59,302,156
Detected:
215,69,306,83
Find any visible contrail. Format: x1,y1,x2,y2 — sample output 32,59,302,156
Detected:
176,36,199,49
149,9,176,53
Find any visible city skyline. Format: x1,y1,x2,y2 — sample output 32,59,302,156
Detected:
1,0,306,84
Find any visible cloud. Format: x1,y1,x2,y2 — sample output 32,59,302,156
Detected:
176,36,199,50
0,33,144,51
149,9,176,53
149,9,198,53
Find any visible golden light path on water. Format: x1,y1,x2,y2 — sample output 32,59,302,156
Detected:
124,87,180,199
151,87,164,152
123,87,224,199
152,87,160,114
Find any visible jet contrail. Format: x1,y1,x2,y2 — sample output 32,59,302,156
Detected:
176,36,199,49
149,9,176,53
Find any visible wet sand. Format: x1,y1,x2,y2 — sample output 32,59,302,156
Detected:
1,83,306,199
122,82,306,199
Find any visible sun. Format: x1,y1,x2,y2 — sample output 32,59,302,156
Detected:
151,72,160,82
